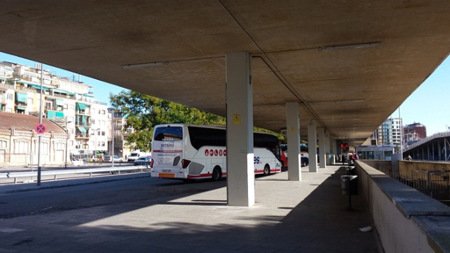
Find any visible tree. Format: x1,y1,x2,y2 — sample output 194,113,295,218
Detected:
110,90,225,151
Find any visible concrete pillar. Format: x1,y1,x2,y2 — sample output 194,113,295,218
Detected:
318,128,326,169
330,137,337,165
226,52,254,207
286,102,301,181
324,131,330,165
308,120,318,172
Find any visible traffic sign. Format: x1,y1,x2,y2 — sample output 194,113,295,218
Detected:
35,123,46,134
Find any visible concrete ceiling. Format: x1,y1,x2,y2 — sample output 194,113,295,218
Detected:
1,1,450,143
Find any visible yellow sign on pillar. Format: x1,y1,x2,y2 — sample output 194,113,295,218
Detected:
232,113,241,125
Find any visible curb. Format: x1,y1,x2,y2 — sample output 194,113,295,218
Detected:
0,172,151,194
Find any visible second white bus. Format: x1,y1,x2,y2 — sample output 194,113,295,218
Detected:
150,124,282,181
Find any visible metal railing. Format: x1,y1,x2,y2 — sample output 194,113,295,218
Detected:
398,169,450,204
0,165,150,184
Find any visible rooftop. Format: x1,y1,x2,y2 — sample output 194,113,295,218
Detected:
0,112,66,134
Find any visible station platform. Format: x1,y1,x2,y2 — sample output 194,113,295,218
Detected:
0,165,380,252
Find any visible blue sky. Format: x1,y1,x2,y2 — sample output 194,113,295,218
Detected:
390,55,450,135
1,52,449,136
0,52,126,106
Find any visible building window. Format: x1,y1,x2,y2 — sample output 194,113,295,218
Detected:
41,142,49,155
14,140,29,154
55,142,65,150
0,140,7,149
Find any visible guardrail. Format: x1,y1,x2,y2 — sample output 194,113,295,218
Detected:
0,165,150,184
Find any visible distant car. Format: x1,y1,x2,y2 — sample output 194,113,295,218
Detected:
127,152,141,162
112,155,123,163
104,154,123,163
134,156,152,167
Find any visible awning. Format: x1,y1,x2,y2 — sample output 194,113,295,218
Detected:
76,102,89,110
81,115,88,125
47,110,65,119
55,111,64,119
77,126,86,133
54,89,75,96
28,83,50,91
15,93,28,103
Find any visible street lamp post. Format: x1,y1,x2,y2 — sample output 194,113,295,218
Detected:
64,119,72,169
110,110,115,168
112,118,115,168
37,64,43,186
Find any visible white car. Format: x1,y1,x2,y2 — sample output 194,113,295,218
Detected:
112,155,123,163
127,152,140,162
104,154,123,163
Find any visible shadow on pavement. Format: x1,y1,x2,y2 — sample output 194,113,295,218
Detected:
0,168,379,253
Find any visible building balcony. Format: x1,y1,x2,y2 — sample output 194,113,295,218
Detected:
0,82,14,91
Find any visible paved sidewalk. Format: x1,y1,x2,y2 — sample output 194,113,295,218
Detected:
0,165,379,252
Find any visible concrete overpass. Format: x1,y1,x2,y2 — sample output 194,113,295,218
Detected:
1,1,450,206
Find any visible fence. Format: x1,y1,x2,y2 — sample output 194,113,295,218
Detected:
398,168,450,204
0,165,150,184
362,160,450,205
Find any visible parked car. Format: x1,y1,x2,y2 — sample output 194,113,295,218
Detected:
134,156,152,167
127,151,141,162
104,154,123,163
112,155,123,163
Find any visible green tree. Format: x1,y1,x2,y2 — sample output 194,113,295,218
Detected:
110,90,225,151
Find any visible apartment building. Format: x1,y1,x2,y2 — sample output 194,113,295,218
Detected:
367,118,403,146
404,122,427,145
0,61,124,165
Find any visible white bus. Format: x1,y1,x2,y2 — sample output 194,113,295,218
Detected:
151,124,282,181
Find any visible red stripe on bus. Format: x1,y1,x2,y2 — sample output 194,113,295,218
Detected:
187,173,211,179
187,172,228,179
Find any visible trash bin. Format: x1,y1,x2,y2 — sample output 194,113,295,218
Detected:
341,175,358,195
346,166,357,175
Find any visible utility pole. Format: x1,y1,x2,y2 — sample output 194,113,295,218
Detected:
111,110,115,168
37,64,43,185
64,119,71,169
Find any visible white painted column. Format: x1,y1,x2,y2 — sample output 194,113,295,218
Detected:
325,131,330,165
330,137,337,165
226,52,254,207
318,128,326,168
286,102,301,181
308,120,318,172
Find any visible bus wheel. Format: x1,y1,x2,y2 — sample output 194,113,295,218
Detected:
263,164,270,176
212,166,222,181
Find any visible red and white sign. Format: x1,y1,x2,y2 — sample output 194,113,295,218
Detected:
35,123,46,134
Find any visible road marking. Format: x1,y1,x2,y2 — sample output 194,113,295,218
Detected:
0,228,25,233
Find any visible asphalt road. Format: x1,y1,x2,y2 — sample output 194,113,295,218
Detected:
0,175,225,219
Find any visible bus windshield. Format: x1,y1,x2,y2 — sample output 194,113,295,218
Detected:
154,126,183,141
